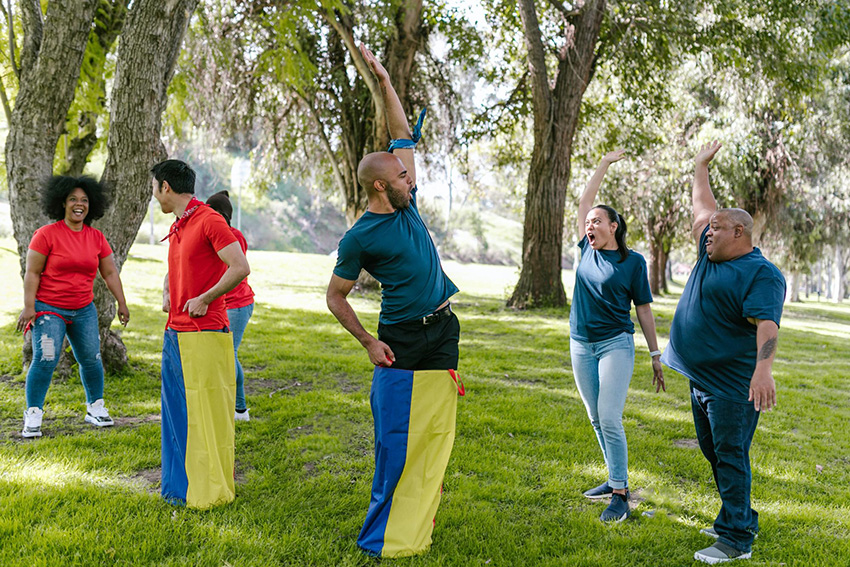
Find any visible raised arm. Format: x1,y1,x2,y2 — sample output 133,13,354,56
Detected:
326,274,396,367
359,43,416,186
692,141,721,240
577,150,626,240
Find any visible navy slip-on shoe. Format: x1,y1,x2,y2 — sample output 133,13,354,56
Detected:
583,481,614,499
600,491,630,522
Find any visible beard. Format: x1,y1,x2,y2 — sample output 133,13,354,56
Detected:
386,184,411,210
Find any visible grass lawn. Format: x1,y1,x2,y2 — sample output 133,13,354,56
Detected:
0,237,848,566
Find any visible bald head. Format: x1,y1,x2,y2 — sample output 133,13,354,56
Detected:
716,208,754,238
357,152,405,194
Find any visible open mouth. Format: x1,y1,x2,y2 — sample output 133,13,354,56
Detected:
587,233,596,245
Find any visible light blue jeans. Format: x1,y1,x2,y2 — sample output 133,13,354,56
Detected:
570,332,635,489
227,303,253,411
26,300,104,409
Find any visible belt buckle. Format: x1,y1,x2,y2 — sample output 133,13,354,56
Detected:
422,312,436,325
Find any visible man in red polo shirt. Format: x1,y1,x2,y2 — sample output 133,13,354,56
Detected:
152,159,250,508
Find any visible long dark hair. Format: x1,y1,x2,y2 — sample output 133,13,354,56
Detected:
592,205,629,263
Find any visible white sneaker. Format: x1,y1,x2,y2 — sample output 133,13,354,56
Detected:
234,408,250,422
85,399,114,427
22,407,43,438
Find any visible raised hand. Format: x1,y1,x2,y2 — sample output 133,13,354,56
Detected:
359,43,389,83
695,140,722,166
601,149,626,165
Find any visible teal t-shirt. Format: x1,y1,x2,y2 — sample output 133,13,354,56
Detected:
333,187,459,325
569,236,653,343
661,225,786,403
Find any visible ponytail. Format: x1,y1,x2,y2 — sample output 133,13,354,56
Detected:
614,213,629,263
592,205,629,263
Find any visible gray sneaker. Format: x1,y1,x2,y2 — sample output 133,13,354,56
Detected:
694,541,752,564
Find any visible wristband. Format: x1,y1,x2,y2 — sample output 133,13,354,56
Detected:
649,350,662,358
387,108,427,153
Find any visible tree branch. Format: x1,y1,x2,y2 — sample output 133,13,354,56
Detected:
0,71,11,122
3,0,21,80
297,92,349,203
517,0,553,131
548,0,582,20
17,0,42,79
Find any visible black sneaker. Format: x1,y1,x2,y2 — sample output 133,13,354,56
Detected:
694,541,752,564
600,491,630,522
583,481,613,499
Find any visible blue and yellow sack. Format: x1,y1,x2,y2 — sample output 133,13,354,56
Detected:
357,366,464,557
161,329,236,509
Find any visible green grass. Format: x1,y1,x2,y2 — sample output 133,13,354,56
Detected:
0,238,848,566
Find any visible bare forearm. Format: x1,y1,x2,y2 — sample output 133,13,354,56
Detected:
635,305,660,352
692,162,717,218
23,272,40,309
103,273,128,308
581,161,612,206
755,323,778,372
199,265,249,305
379,78,412,140
327,294,376,348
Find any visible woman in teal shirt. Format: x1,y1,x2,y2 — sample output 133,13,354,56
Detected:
570,150,665,522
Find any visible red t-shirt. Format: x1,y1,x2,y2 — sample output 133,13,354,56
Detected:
166,205,238,331
29,221,113,310
225,228,255,309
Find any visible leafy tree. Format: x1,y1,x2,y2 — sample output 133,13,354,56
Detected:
4,0,199,370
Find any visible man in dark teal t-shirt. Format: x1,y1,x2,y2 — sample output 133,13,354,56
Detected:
325,47,459,370
326,43,461,558
662,141,785,565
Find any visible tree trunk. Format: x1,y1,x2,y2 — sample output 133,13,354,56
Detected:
508,0,606,309
833,244,845,304
95,0,199,371
789,270,801,302
6,0,100,272
6,0,100,372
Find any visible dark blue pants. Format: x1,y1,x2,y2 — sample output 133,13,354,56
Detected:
690,382,760,553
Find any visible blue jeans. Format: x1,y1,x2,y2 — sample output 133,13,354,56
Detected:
26,300,104,409
570,332,635,489
691,382,760,553
227,303,253,411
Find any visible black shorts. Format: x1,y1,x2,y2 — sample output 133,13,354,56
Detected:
378,309,460,371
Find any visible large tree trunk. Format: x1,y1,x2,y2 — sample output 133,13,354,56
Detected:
508,0,606,309
6,0,100,271
6,0,100,375
94,0,199,371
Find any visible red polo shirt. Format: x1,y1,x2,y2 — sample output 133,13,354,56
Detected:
166,205,237,331
29,221,113,310
225,228,255,309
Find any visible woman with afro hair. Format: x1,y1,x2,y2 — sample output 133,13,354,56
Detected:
16,175,130,438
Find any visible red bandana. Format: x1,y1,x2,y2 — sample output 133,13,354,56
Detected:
161,197,204,242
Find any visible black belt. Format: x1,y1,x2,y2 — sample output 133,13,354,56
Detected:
421,303,452,326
